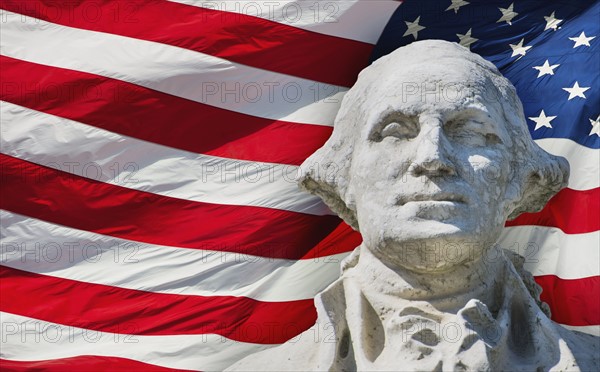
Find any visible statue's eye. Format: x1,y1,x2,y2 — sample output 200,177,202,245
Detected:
378,120,418,141
485,133,502,145
382,122,403,137
370,112,419,142
446,119,503,147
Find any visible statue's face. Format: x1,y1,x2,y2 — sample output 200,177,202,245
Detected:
349,68,516,272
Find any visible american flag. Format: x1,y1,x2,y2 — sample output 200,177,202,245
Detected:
0,0,597,370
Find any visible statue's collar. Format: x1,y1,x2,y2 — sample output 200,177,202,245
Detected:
344,244,504,312
314,250,575,371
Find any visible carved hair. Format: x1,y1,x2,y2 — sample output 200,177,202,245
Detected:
298,40,568,231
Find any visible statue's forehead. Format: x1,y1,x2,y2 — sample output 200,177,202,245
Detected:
352,78,512,146
369,68,490,97
371,57,486,81
335,58,514,142
362,84,502,123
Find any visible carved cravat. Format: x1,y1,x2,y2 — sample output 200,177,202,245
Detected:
336,256,582,371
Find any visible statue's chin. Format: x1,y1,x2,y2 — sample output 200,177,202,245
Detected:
371,245,479,274
356,202,507,274
390,255,475,274
364,223,504,274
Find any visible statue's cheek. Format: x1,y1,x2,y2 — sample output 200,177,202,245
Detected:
467,153,509,178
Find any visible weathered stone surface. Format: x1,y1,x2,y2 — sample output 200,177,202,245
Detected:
227,40,599,371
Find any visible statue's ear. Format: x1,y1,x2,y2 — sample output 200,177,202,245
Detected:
299,175,360,231
298,144,360,231
505,153,569,221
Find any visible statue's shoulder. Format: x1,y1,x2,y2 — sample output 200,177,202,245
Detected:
557,325,600,370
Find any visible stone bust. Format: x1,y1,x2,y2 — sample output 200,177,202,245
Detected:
228,40,599,371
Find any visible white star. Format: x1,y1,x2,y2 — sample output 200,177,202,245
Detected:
569,31,596,48
589,115,600,137
544,11,562,31
446,0,469,14
497,3,518,25
456,28,478,49
562,81,590,100
528,110,557,131
533,60,560,77
403,16,426,39
509,38,532,58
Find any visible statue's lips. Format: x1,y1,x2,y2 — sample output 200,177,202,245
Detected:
396,193,468,206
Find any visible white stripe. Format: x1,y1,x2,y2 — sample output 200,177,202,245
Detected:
0,312,272,371
498,226,600,279
0,210,349,301
169,0,401,44
0,10,345,126
534,138,599,190
0,101,331,215
560,324,600,337
4,209,596,299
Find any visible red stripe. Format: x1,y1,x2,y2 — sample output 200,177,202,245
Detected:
0,154,359,259
2,269,595,346
0,357,190,372
0,55,333,166
535,275,600,326
506,187,599,234
0,266,316,343
1,0,372,87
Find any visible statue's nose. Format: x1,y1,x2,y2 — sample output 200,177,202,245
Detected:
410,125,456,177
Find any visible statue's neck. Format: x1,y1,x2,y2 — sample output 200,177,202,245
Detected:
349,244,506,313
